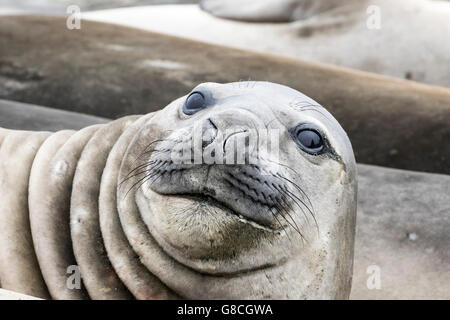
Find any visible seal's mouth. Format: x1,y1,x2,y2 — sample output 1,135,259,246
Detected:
138,185,291,276
167,192,284,233
142,161,299,232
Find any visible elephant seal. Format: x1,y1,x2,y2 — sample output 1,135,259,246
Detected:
86,0,450,87
0,82,357,299
200,0,362,22
0,99,108,131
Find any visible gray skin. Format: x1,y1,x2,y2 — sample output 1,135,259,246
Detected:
0,82,357,299
1,97,447,300
0,99,109,131
200,0,356,22
119,82,357,299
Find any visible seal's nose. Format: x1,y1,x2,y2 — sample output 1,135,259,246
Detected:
201,109,267,165
200,117,256,165
201,118,218,148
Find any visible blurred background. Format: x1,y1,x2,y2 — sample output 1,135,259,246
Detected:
0,0,448,14
0,0,198,14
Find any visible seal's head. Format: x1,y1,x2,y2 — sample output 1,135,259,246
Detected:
121,82,357,299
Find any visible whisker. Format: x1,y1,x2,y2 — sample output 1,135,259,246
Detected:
137,148,171,160
268,187,305,241
283,185,319,233
123,173,152,198
120,160,167,188
272,199,305,242
257,164,318,237
123,160,159,179
275,174,316,218
133,170,166,196
268,206,292,242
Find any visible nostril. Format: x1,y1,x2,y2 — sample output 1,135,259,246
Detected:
223,129,249,147
202,119,218,148
222,129,250,157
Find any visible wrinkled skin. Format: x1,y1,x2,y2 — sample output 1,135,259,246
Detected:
0,82,357,299
121,82,357,299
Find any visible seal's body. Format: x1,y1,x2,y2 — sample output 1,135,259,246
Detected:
0,82,357,299
200,0,360,22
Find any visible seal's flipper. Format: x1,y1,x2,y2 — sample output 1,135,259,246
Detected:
199,0,299,22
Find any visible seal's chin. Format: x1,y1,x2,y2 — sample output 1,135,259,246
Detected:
136,185,291,275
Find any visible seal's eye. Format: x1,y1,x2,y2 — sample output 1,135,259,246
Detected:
295,128,324,154
183,92,206,115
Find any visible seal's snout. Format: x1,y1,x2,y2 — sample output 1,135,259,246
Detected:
203,108,266,164
201,117,252,163
201,118,217,148
143,104,291,229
